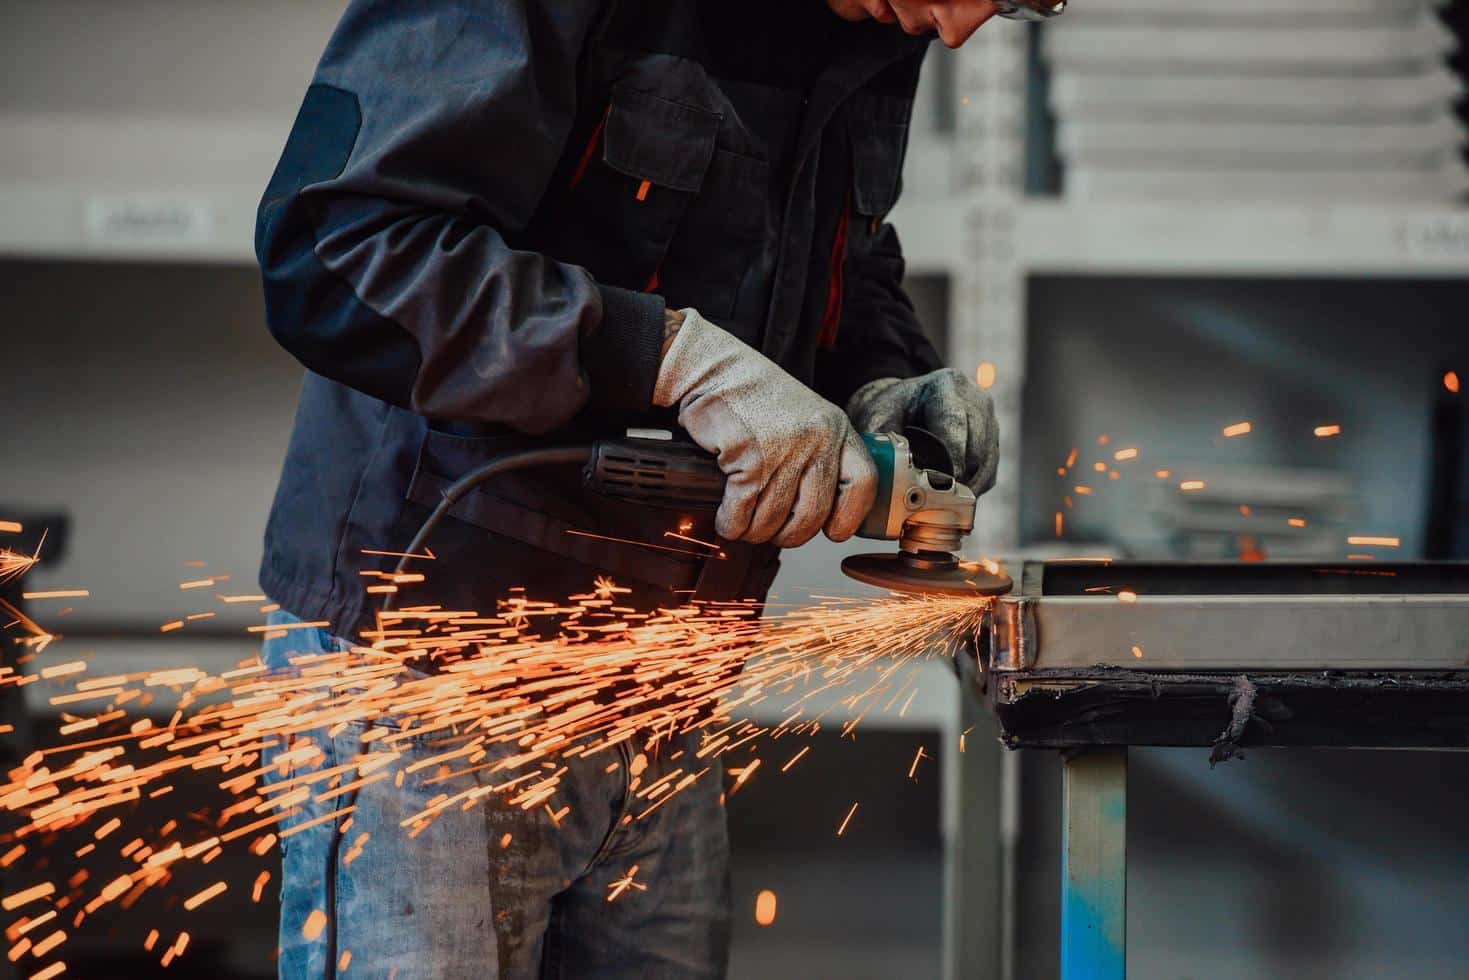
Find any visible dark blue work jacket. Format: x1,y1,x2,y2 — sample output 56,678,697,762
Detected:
256,1,944,639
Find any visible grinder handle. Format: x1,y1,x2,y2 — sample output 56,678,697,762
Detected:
583,435,725,511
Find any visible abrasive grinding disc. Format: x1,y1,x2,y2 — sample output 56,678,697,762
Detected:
841,552,1013,597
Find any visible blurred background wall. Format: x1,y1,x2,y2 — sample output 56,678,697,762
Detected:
1,1,1467,978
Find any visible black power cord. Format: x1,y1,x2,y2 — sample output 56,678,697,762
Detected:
382,445,592,613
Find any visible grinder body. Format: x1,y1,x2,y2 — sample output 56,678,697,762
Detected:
585,430,1010,597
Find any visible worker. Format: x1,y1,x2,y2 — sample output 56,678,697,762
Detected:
255,0,1032,976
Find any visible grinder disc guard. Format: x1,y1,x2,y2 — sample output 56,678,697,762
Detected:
842,552,1012,597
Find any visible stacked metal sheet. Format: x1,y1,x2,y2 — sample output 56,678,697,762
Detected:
1041,0,1468,201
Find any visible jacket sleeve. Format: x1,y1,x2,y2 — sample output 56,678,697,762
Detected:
256,0,667,433
813,219,945,412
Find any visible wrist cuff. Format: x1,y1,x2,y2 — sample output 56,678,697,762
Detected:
582,285,668,414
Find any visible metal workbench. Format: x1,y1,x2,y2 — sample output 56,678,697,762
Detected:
974,560,1469,980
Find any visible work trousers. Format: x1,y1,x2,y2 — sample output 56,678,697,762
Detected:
260,612,731,979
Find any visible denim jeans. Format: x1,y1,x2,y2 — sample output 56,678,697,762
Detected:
259,611,731,978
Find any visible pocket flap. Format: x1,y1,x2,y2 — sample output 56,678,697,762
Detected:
850,119,909,217
604,86,720,193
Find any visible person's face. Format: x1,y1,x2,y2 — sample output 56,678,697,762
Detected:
826,0,1001,48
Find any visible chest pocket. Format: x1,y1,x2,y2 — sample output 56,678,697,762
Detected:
558,85,719,294
848,97,911,227
659,145,769,321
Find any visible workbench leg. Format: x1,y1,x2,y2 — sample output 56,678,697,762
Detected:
1061,748,1127,980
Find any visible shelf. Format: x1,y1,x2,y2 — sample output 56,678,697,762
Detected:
0,113,283,264
1015,199,1469,278
0,182,260,265
3,130,1466,281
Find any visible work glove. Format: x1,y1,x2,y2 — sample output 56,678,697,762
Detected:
845,368,999,495
654,309,877,547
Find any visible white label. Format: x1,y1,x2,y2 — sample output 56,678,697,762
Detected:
83,196,213,247
1399,213,1469,261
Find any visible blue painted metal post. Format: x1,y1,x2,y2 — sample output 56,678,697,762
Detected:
1061,748,1127,980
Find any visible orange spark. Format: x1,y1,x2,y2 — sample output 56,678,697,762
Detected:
1347,536,1399,548
21,590,88,601
0,522,21,534
565,529,719,560
182,882,226,911
975,362,997,389
361,547,436,560
1288,518,1307,528
754,890,778,926
836,803,859,837
245,620,331,633
302,910,328,941
30,930,65,958
1113,448,1138,462
662,531,722,552
1222,422,1252,438
1314,424,1341,438
1446,371,1460,394
607,866,647,902
780,747,810,773
2,884,54,912
1179,480,1206,492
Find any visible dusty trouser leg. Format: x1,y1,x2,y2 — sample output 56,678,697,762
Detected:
539,729,731,980
259,612,516,978
261,611,650,979
259,614,357,978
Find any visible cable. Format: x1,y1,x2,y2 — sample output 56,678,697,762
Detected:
382,445,592,613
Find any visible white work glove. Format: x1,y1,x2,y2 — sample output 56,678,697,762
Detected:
654,309,877,547
846,368,999,495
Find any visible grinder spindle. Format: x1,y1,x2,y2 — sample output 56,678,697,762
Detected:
839,430,1012,597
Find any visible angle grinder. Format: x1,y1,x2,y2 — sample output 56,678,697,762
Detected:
584,428,1012,597
388,428,1011,608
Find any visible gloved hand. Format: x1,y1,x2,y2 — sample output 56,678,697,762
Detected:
845,368,999,494
654,309,877,547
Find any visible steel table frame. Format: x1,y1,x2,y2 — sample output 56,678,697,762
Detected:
974,560,1469,980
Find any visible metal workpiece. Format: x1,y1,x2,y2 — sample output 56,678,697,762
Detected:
1011,560,1469,980
986,595,1036,673
982,560,1469,751
997,593,1469,673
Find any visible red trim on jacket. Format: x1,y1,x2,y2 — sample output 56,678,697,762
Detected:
568,106,611,190
818,192,852,350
